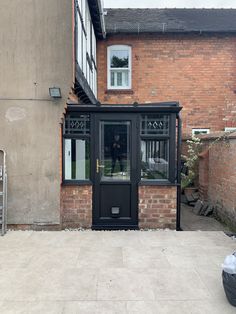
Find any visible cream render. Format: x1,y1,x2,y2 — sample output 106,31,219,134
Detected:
0,0,73,225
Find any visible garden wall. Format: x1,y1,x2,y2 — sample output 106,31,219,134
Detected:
198,133,236,229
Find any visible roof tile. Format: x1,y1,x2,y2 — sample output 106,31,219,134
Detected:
104,9,236,33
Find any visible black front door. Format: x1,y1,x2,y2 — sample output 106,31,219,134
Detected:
93,114,138,229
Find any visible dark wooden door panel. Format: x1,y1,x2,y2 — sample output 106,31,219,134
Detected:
99,184,131,220
93,114,138,230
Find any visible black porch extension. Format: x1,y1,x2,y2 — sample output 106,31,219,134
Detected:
63,102,182,230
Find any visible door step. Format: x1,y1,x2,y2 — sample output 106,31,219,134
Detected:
92,224,139,231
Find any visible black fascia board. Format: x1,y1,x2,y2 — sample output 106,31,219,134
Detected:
67,102,182,113
75,63,97,104
88,0,105,38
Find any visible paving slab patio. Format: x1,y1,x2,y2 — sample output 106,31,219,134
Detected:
181,203,231,232
0,230,235,313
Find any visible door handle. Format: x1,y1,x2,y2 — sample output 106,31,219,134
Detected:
96,159,105,173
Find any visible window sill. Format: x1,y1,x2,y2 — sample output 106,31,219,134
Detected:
62,180,92,186
139,180,177,186
105,89,134,95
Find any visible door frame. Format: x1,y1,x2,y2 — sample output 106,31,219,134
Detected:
92,113,139,230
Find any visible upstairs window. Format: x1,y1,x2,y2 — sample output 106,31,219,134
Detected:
107,45,131,89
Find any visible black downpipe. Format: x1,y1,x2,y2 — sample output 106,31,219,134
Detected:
176,114,182,231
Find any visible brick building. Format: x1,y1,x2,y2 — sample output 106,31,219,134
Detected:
98,9,236,136
1,2,236,230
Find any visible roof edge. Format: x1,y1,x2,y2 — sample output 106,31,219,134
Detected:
88,0,106,38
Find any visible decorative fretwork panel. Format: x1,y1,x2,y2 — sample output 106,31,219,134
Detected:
64,114,90,135
141,114,169,135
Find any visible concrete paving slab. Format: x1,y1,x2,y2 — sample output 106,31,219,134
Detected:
181,204,231,232
0,301,64,314
0,230,235,313
123,246,170,269
188,300,236,314
29,248,80,270
63,301,127,314
150,268,211,300
77,247,123,269
101,231,143,248
126,300,191,313
127,300,236,314
97,268,156,301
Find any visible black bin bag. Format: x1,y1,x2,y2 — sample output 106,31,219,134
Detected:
222,270,236,306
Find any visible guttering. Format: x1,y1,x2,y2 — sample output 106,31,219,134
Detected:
66,101,182,113
106,29,236,36
88,0,106,39
176,113,182,231
97,0,106,38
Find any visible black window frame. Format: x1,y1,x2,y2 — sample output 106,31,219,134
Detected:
139,113,176,185
62,113,92,185
62,108,178,187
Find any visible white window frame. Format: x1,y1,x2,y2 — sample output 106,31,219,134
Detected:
192,128,210,136
224,127,236,132
107,45,132,90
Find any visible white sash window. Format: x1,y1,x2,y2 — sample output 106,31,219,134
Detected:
107,45,131,89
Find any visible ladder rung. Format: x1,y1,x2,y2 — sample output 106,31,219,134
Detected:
0,150,7,236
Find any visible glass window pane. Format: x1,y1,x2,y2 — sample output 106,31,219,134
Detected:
111,71,115,86
64,139,90,180
110,70,129,88
110,49,129,68
141,114,170,136
124,71,128,86
117,72,122,86
141,139,169,180
100,121,131,181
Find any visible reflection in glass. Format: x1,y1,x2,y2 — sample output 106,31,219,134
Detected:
110,70,129,87
64,139,90,180
141,114,169,135
100,121,131,181
141,140,169,180
110,50,129,68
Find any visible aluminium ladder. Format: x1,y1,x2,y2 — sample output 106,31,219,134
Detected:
0,150,7,236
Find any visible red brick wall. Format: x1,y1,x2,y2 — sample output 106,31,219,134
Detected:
208,138,236,227
61,185,92,228
97,34,236,135
139,185,177,229
60,184,176,229
198,150,209,201
199,136,236,228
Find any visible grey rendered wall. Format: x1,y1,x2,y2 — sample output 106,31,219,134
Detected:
0,0,73,224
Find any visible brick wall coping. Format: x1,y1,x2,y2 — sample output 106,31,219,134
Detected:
183,131,236,141
139,182,178,186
